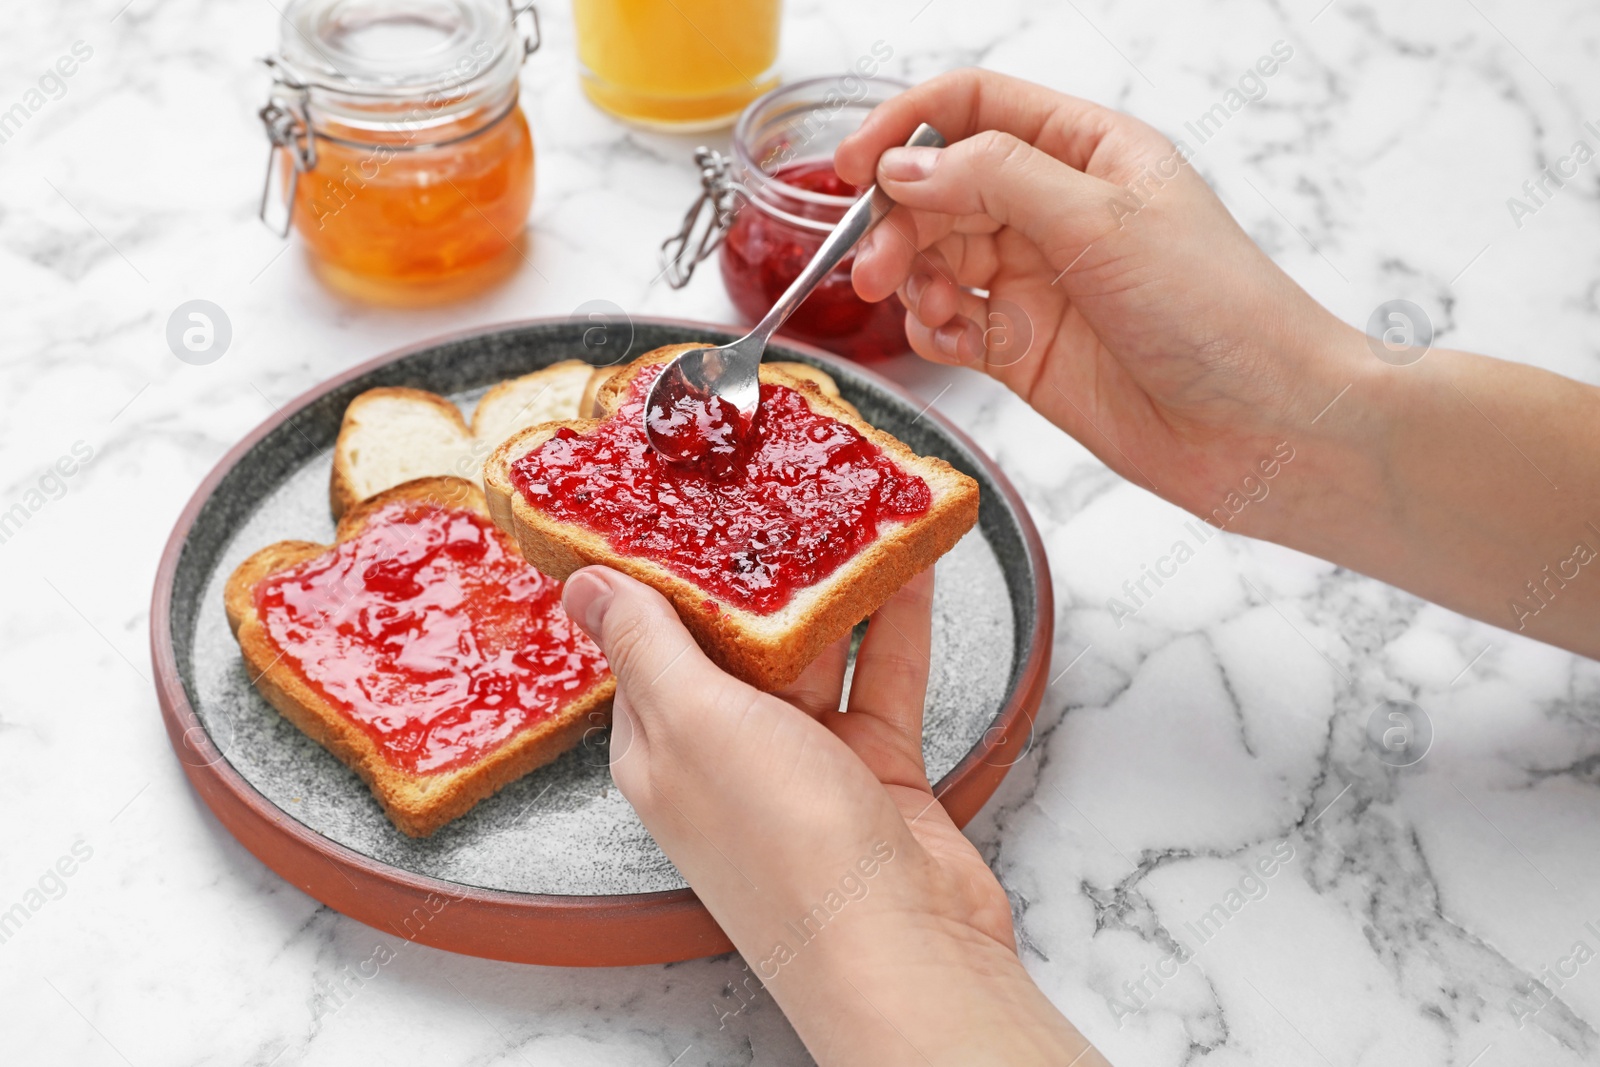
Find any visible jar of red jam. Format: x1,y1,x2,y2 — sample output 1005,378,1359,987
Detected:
257,0,541,305
662,75,912,362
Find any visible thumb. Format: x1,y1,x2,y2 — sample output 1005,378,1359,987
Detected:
875,131,1131,264
561,565,740,734
561,566,776,846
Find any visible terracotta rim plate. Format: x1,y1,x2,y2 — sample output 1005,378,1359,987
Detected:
150,316,1052,967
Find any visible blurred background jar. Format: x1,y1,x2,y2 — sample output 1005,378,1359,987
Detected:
573,0,781,130
259,0,541,305
663,72,909,362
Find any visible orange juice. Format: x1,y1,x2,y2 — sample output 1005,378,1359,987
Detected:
574,0,782,129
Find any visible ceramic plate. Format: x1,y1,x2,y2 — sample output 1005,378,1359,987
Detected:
151,317,1051,966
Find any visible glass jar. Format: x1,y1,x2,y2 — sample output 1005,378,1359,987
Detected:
663,73,910,362
572,0,781,130
259,0,541,304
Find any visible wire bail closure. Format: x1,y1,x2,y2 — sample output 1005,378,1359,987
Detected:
659,147,744,289
257,65,316,239
511,1,542,57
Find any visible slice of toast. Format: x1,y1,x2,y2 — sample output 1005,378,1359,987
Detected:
577,359,850,417
484,345,979,690
330,360,592,519
225,477,615,837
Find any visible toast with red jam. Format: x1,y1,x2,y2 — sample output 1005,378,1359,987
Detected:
224,477,613,837
483,345,979,690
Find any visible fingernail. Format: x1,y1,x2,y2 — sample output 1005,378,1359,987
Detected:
879,146,940,182
563,569,613,637
905,272,931,310
934,316,983,364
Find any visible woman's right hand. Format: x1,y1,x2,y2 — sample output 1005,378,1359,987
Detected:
839,68,1600,658
837,68,1366,540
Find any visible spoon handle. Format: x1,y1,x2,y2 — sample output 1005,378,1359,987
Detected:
749,123,947,346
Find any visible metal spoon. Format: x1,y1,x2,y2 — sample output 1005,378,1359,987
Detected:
645,123,948,463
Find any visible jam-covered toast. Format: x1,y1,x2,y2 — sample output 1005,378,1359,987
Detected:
330,360,593,518
225,477,614,837
483,345,980,690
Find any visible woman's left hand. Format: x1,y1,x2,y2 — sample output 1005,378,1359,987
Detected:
561,565,1105,1066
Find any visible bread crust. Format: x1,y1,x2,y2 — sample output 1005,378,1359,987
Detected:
484,346,979,691
225,476,615,837
329,361,591,519
329,387,468,519
579,360,849,418
579,364,626,419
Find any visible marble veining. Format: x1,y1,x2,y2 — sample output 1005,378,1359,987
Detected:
2,1,1598,1065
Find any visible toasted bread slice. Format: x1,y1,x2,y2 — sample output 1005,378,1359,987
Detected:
485,345,979,690
577,365,623,419
330,360,592,519
578,359,851,418
225,477,615,837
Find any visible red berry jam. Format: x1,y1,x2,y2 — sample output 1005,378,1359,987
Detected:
253,501,608,776
644,387,747,479
509,363,933,614
721,160,909,362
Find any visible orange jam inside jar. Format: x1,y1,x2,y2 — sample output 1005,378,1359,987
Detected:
572,0,781,130
259,0,541,304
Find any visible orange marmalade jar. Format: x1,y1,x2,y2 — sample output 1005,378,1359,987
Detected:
259,0,540,304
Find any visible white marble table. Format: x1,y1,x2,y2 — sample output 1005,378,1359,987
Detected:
3,1,1598,1064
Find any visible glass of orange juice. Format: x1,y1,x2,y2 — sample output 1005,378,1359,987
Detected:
573,0,782,130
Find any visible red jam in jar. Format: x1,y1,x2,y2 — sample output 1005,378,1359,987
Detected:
253,501,608,776
508,363,933,614
721,159,910,362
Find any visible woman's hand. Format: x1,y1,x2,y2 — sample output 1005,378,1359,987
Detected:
838,68,1600,656
562,565,1107,1067
837,68,1362,541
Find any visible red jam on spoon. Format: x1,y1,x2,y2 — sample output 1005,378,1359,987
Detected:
644,387,748,479
253,500,608,776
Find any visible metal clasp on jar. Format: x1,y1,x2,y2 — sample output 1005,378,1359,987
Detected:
510,1,542,57
257,63,316,239
659,147,746,289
